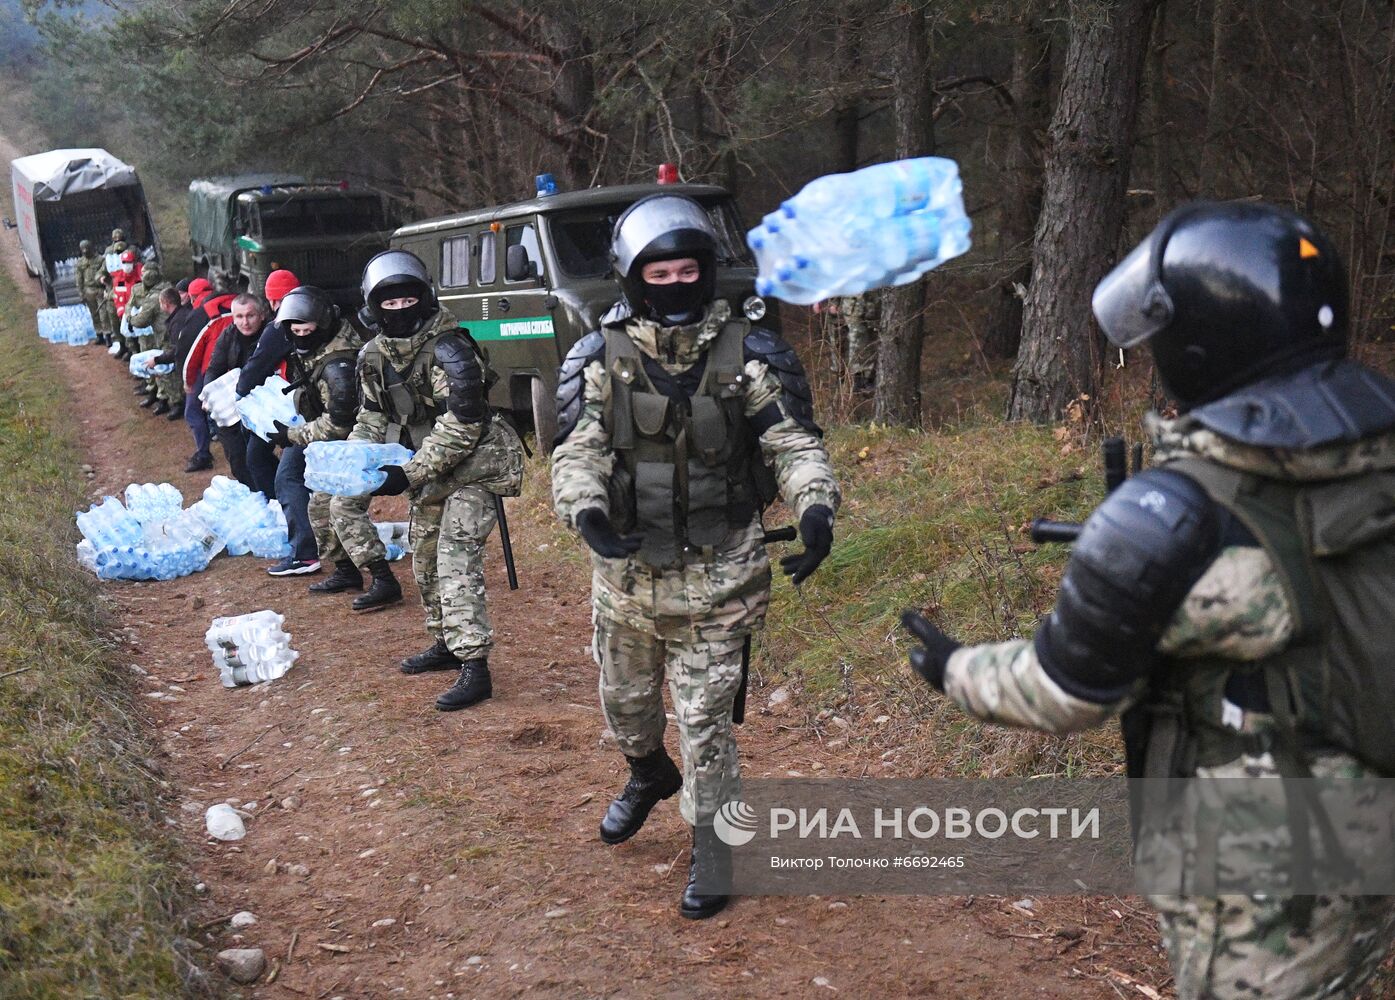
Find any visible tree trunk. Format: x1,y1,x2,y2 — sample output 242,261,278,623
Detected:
543,11,598,188
1007,0,1158,423
981,16,1052,360
1149,1,1176,214
873,4,934,427
1197,0,1248,198
831,12,863,175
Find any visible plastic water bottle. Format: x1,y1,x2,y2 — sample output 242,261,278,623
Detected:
187,476,285,557
384,542,406,562
124,482,184,525
199,369,244,427
76,496,143,549
237,375,305,443
128,349,173,378
204,610,299,687
245,499,290,559
36,305,96,346
304,441,415,496
747,156,972,304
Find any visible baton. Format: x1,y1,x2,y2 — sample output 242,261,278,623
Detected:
494,494,518,590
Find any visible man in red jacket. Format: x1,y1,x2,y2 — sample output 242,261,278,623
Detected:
179,278,236,472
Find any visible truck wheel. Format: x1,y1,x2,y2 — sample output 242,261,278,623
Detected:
531,376,558,455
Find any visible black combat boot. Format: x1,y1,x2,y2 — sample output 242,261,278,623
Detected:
400,639,459,675
680,826,730,920
435,658,492,711
599,748,683,845
351,559,402,612
139,389,159,408
152,399,172,416
309,559,363,594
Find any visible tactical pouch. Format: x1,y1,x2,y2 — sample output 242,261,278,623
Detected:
634,461,679,565
689,396,728,466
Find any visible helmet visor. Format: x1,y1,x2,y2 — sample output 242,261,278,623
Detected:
1092,236,1171,349
362,250,430,303
612,196,716,277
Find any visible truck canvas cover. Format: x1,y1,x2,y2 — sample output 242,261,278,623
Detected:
188,173,306,251
11,147,138,200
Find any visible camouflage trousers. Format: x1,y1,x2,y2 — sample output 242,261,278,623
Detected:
101,297,120,346
137,331,159,393
595,615,745,825
411,485,498,661
1150,893,1395,999
327,493,385,567
308,490,346,565
82,293,104,336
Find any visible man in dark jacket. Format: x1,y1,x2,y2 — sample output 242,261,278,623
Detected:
206,294,269,489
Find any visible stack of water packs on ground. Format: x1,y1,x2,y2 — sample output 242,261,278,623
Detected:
36,304,97,346
237,374,305,442
186,476,289,558
128,348,173,377
746,156,972,305
75,484,225,581
199,368,243,427
376,521,411,562
305,441,415,495
76,476,290,581
205,610,299,688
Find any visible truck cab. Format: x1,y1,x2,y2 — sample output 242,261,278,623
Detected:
390,172,773,447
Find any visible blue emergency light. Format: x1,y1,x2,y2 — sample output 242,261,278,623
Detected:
536,173,558,197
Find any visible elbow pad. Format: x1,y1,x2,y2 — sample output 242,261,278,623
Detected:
555,330,606,446
322,358,360,428
434,333,487,423
1034,468,1222,703
743,327,822,435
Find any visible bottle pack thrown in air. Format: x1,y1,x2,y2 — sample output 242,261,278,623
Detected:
304,441,415,496
237,375,305,443
185,476,289,558
128,348,174,378
204,610,299,688
36,304,97,346
198,368,243,427
746,156,973,305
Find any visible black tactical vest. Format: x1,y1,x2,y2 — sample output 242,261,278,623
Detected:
603,318,777,568
290,348,358,423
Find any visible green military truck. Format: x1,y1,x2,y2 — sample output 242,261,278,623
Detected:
188,175,390,305
390,175,774,448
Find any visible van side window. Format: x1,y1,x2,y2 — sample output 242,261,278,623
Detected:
441,236,471,288
478,230,497,285
504,223,544,282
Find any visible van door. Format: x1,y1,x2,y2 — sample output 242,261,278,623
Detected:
434,232,480,326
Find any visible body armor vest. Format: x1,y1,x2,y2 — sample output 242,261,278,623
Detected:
603,317,777,568
291,348,358,423
362,333,449,449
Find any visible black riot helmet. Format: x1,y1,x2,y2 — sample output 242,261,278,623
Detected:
359,249,438,337
609,194,718,323
276,285,342,354
1092,201,1348,411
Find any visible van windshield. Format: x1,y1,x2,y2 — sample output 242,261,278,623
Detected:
547,199,752,278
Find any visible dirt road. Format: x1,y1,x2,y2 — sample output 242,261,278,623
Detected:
1,137,1169,999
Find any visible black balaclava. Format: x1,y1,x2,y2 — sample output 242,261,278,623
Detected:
643,271,708,326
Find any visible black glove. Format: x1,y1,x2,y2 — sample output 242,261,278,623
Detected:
266,420,293,448
900,610,961,692
576,507,643,559
372,464,411,497
779,504,834,586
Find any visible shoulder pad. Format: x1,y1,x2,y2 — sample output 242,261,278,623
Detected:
434,332,486,423
322,358,360,427
600,300,632,328
1035,468,1222,703
743,326,821,435
555,331,607,446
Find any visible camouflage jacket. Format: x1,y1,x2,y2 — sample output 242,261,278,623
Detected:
349,308,523,504
75,252,104,297
286,326,363,448
550,299,841,640
943,414,1395,740
126,270,173,339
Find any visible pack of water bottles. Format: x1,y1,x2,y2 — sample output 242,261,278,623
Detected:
198,368,243,427
185,476,290,558
75,492,224,581
36,305,97,346
305,441,415,496
375,521,411,562
237,374,305,442
51,256,79,280
204,610,299,688
128,349,173,377
746,156,973,305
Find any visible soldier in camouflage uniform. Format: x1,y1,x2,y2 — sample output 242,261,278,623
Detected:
101,229,130,357
264,286,364,577
551,195,840,919
333,250,524,711
125,258,177,414
904,203,1395,999
74,240,108,345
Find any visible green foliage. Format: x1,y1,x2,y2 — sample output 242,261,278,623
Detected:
0,271,199,998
